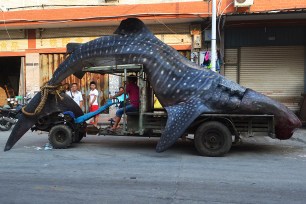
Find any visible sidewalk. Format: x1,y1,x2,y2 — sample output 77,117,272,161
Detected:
290,127,306,144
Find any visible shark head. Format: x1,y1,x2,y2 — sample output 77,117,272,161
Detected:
239,89,301,139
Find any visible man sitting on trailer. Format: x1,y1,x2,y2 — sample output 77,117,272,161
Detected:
110,75,139,131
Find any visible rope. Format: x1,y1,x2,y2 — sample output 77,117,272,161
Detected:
22,83,69,116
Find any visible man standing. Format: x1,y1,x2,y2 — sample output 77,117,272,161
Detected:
88,81,99,126
66,83,83,109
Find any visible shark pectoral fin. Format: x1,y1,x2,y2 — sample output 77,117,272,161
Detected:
156,100,210,153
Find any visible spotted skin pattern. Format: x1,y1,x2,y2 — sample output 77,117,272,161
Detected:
160,99,208,152
5,18,301,152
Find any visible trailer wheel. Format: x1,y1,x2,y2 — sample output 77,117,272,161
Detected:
194,121,232,157
48,125,72,149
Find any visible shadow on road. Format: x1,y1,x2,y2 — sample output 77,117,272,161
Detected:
72,136,304,157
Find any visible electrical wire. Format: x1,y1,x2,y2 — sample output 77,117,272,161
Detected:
0,8,210,46
200,0,222,35
154,18,178,35
0,7,11,40
0,6,212,53
215,0,234,60
199,1,233,61
218,1,234,47
0,12,211,24
6,4,118,11
217,0,222,16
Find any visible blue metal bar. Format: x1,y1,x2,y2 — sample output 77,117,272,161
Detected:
74,99,116,124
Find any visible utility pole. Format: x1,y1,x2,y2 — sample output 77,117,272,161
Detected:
211,0,217,72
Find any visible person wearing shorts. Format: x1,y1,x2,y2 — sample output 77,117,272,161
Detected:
110,75,139,131
88,81,99,126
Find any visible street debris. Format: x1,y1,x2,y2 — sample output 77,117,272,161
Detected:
24,143,53,150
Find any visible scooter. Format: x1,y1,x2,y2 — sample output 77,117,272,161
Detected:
0,96,31,131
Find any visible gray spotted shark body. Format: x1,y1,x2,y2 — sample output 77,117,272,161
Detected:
5,18,301,152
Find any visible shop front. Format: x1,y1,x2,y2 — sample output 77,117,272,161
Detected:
224,25,305,112
0,57,24,106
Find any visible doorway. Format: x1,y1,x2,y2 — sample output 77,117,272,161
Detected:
0,57,22,106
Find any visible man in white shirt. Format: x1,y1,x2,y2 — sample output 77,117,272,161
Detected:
88,81,99,126
66,83,83,109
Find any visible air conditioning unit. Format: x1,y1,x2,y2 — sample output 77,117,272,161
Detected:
234,0,254,7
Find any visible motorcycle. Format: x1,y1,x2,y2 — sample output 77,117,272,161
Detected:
0,105,21,131
0,96,31,131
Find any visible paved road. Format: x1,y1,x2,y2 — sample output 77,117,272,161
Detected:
1,128,306,204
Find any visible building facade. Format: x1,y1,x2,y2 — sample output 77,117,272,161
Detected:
0,0,305,113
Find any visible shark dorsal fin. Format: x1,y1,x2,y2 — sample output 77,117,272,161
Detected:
114,18,150,35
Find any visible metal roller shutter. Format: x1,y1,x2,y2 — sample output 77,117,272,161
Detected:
224,48,238,83
240,46,304,112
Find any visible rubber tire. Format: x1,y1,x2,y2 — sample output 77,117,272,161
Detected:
0,119,13,131
48,125,72,149
194,121,232,157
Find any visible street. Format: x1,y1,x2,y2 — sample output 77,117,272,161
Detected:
1,128,306,204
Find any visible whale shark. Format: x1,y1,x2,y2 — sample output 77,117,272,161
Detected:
4,18,301,152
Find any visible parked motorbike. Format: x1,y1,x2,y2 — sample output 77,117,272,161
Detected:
0,96,31,131
0,105,21,131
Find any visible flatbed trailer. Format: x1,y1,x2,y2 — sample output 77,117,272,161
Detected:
32,64,276,156
95,111,275,156
86,64,276,156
